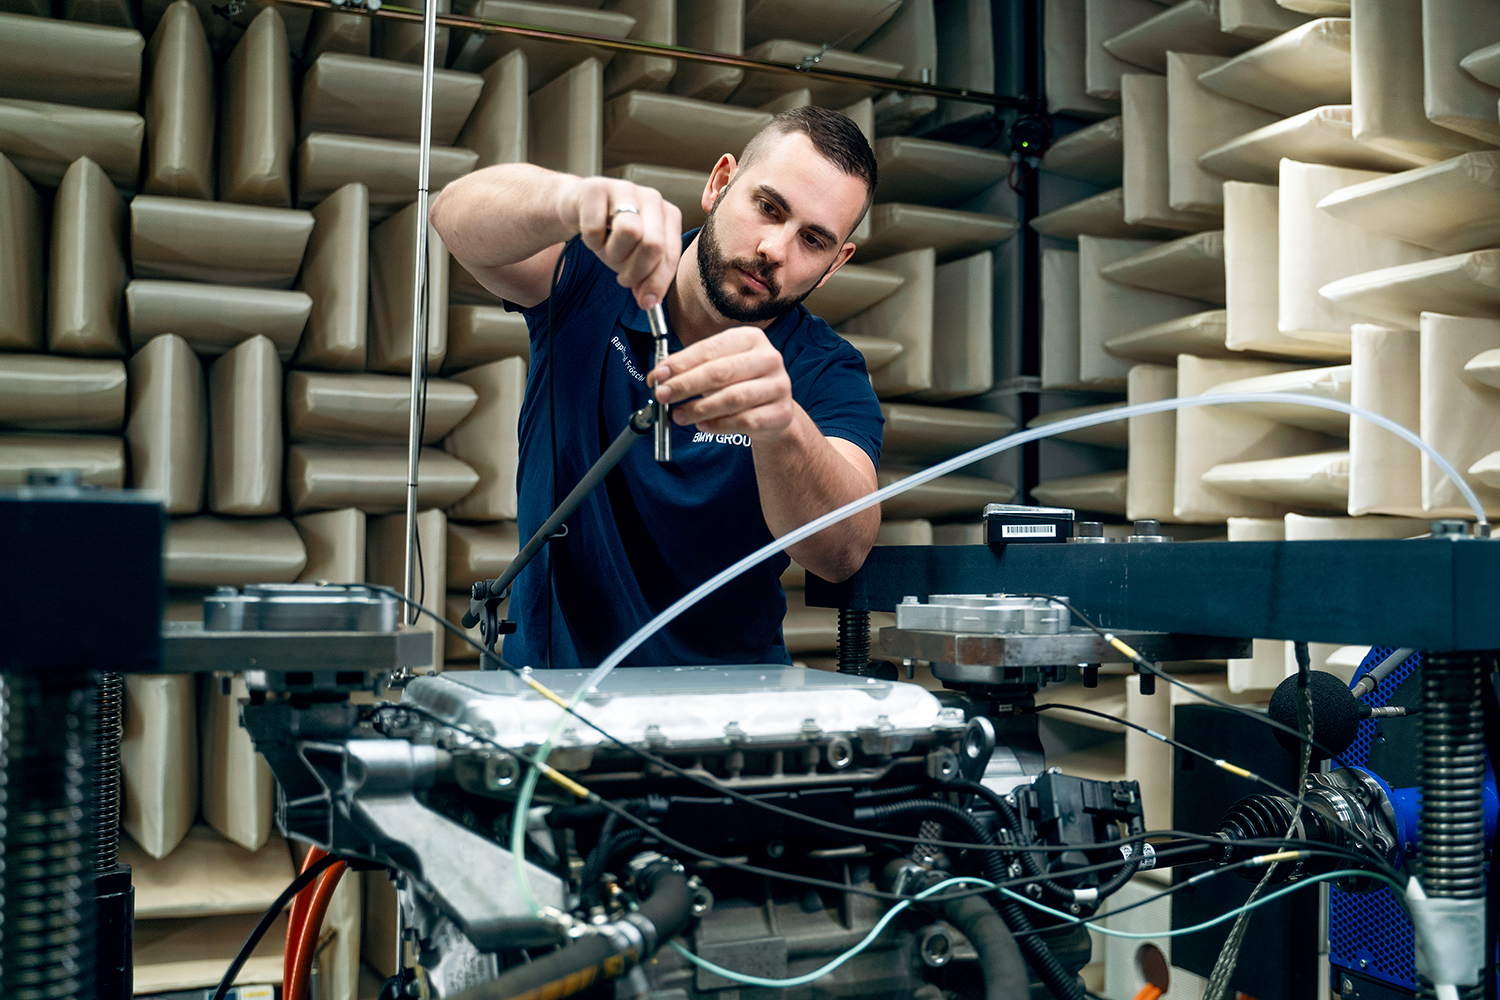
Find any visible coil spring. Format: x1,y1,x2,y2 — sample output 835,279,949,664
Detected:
835,608,872,674
1418,653,1486,899
91,673,124,874
0,675,95,1000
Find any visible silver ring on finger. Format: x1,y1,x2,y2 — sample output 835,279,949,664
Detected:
610,204,640,218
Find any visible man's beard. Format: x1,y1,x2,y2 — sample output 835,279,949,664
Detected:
697,203,818,324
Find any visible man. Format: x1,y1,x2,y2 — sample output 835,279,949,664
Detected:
431,106,883,668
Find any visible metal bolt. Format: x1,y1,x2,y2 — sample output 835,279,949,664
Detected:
1128,519,1169,543
917,925,953,968
766,840,786,859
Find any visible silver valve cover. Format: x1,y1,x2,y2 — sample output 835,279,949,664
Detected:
401,664,966,756
894,594,1071,635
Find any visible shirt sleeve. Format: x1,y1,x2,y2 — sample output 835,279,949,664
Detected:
790,334,885,469
505,238,607,344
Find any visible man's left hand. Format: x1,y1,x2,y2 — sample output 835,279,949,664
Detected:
648,327,795,441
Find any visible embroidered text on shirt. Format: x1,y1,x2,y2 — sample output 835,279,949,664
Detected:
610,335,647,383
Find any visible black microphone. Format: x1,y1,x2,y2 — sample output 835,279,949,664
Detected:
1267,670,1370,762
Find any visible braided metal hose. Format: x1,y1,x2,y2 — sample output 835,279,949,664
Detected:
1415,652,1488,1000
0,674,96,1000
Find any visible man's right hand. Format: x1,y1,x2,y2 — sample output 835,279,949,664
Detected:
560,176,683,310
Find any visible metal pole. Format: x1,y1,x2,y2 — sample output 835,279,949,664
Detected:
267,0,1027,109
401,0,440,624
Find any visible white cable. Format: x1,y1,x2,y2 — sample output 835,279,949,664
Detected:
507,391,1489,911
576,390,1486,698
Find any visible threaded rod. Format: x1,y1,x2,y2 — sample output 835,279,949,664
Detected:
1414,652,1488,1000
835,608,871,674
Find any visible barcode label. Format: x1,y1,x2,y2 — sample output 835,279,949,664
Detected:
1002,524,1056,537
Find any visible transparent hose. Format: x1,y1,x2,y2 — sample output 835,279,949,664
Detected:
582,391,1485,693
509,391,1488,912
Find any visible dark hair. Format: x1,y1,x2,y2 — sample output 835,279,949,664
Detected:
738,106,879,224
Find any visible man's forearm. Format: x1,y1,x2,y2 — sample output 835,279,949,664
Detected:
430,163,577,271
752,406,880,583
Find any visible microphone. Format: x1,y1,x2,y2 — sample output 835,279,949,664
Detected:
1266,670,1405,762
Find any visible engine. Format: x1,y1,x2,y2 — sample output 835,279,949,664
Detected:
244,658,1146,1000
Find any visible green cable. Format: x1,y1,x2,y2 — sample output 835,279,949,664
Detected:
668,877,993,988
672,869,1408,989
510,686,591,916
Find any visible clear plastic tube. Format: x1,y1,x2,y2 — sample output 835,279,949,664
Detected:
509,391,1488,911
580,391,1485,696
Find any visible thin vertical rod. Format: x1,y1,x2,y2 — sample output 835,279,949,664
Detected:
1017,0,1042,505
402,0,441,624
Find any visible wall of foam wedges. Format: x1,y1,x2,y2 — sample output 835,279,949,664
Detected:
0,0,1027,993
1034,4,1500,993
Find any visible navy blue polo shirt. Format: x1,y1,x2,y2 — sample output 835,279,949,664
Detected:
503,233,883,669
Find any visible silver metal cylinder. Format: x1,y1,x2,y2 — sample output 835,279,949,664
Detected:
647,304,671,462
401,0,442,623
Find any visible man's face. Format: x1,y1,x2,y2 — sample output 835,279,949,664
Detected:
696,132,868,325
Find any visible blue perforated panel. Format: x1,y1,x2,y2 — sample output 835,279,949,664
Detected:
1328,646,1421,991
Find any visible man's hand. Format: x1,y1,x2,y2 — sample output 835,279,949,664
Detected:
651,327,880,582
559,176,683,310
648,327,795,440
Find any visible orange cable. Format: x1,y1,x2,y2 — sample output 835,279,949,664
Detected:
286,860,349,1000
284,846,329,991
1133,985,1165,1000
